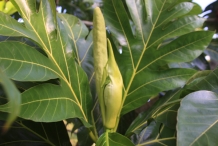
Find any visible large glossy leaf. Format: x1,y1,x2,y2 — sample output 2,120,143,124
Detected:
0,0,92,127
103,0,214,115
177,91,218,146
0,120,71,146
96,132,134,146
0,70,21,132
123,68,196,114
126,68,213,137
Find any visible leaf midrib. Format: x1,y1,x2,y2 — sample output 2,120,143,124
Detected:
18,2,88,122
122,0,166,104
136,34,210,74
0,57,60,78
128,73,191,96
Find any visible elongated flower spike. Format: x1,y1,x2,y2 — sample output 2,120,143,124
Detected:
93,7,108,126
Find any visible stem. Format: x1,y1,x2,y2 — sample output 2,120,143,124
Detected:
87,99,100,142
89,130,98,142
105,129,110,146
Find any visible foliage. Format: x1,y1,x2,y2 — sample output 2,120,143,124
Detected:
0,0,216,146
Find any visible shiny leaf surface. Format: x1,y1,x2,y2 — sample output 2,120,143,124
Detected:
0,41,58,81
0,0,92,126
177,91,218,146
103,0,213,115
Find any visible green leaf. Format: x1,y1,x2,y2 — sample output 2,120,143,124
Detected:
0,70,21,132
96,132,134,146
103,0,214,114
187,67,218,93
0,41,58,81
126,89,182,136
57,14,92,64
0,120,71,145
0,83,85,123
126,69,213,137
0,11,30,37
57,13,94,84
135,121,176,146
0,0,93,127
123,68,196,114
187,2,202,15
177,91,218,146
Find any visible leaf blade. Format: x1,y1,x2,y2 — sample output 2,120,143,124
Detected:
177,91,218,146
0,0,93,126
0,41,58,81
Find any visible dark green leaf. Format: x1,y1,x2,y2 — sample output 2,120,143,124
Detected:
123,68,196,115
135,121,176,146
0,120,71,146
126,89,182,136
185,70,211,86
187,67,218,93
77,126,94,146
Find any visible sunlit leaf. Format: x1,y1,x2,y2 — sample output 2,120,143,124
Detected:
123,69,196,114
0,41,58,81
0,0,93,127
103,0,213,115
